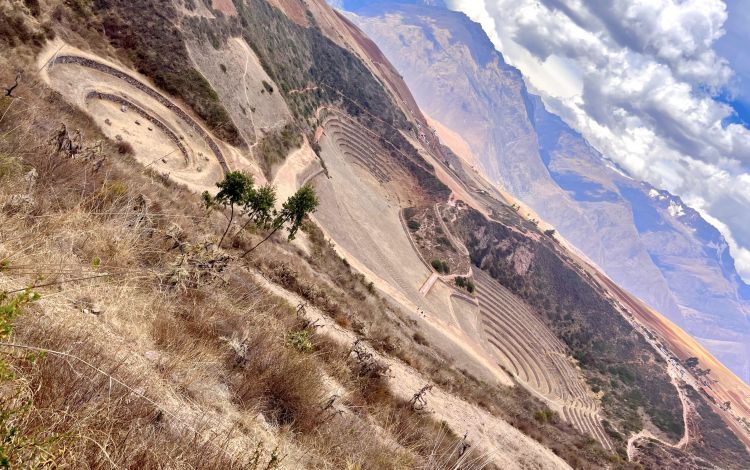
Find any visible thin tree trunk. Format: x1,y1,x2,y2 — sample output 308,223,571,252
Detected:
240,225,280,258
234,209,259,241
218,204,233,248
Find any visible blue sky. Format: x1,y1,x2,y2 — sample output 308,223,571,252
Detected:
448,0,750,282
717,0,750,127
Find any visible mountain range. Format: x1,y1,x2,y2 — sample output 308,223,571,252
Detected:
342,0,750,384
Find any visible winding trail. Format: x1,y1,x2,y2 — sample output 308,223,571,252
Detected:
597,274,692,461
240,51,260,156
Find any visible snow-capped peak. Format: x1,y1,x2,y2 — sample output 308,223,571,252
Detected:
668,200,685,218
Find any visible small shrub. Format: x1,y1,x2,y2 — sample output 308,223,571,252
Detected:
412,332,429,346
533,408,558,424
96,181,128,204
219,63,227,73
287,330,313,353
116,140,134,155
407,220,420,231
262,80,274,94
440,261,449,274
0,154,23,180
430,260,442,272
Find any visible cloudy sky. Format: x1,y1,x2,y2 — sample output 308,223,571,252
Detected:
446,0,750,282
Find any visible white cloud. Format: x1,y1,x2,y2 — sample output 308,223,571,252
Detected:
447,0,750,282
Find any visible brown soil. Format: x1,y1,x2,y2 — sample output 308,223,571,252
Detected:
211,0,237,16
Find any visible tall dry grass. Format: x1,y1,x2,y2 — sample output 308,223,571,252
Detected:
0,58,491,469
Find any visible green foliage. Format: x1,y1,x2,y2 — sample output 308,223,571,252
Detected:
0,288,56,469
215,171,254,208
431,260,450,274
0,288,40,343
204,174,318,256
243,184,277,230
533,408,558,424
286,330,313,353
239,184,318,257
278,185,318,242
204,171,255,247
261,80,274,94
440,261,449,274
454,277,475,294
684,357,699,369
0,395,65,469
407,220,420,231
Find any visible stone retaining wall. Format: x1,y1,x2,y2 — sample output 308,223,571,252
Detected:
85,91,190,164
52,55,229,173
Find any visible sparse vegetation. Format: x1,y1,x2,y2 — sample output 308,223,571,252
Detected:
430,259,450,274
115,140,134,155
256,123,303,176
455,205,686,452
202,171,254,247
455,276,475,294
97,0,243,145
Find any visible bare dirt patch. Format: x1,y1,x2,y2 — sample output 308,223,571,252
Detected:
211,0,237,16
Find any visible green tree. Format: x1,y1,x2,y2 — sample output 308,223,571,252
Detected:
241,184,318,257
203,171,254,248
431,260,442,272
236,184,277,239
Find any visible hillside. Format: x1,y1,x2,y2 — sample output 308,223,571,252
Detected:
344,0,750,387
0,0,748,468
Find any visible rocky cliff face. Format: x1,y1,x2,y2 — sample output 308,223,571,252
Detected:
343,1,750,383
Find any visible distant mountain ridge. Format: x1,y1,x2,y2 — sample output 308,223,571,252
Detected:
342,0,750,383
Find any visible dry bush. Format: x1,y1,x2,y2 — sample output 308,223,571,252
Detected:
116,140,134,155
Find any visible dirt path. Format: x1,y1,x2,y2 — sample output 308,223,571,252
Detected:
596,274,693,459
241,50,260,154
418,272,439,295
249,269,571,470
